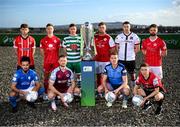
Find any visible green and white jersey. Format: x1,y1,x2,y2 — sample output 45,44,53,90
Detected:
62,35,82,63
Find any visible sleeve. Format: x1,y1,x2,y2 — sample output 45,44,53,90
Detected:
49,69,57,84
70,70,74,81
13,37,18,48
32,37,36,48
115,35,120,44
62,38,66,48
109,36,115,48
40,39,44,49
121,66,127,76
141,39,146,50
160,40,167,51
32,71,39,82
134,34,140,45
103,66,108,75
153,77,161,88
11,72,18,84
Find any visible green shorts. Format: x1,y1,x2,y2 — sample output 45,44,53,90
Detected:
67,62,81,74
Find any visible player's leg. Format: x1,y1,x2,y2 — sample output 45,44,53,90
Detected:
127,61,136,89
97,62,109,96
120,85,130,108
48,90,57,111
9,91,18,113
154,91,164,115
74,62,81,87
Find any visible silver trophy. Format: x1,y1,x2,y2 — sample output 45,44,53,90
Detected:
81,22,97,61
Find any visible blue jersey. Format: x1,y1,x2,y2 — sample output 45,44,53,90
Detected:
103,63,127,86
11,69,39,90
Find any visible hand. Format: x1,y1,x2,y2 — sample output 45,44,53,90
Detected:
105,89,109,94
113,89,120,95
141,97,148,107
19,90,28,95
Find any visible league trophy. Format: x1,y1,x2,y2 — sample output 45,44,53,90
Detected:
80,22,96,106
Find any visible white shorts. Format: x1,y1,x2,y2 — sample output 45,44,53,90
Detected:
149,66,163,79
95,61,110,74
19,86,34,96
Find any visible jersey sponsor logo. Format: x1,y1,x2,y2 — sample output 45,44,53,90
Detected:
104,38,107,41
130,36,133,40
54,40,57,43
66,74,70,77
70,44,78,50
153,43,157,47
48,44,53,48
28,76,31,80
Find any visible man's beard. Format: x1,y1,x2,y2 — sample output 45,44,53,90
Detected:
150,33,157,36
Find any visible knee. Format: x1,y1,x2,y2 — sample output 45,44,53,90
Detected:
155,92,164,101
137,89,145,96
74,87,81,94
9,91,17,97
48,92,55,100
123,88,130,96
97,85,104,93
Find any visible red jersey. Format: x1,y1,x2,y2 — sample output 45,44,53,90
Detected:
13,35,36,66
94,33,115,62
40,35,61,64
142,37,167,66
135,71,163,90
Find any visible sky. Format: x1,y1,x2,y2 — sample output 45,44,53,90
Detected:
0,0,180,28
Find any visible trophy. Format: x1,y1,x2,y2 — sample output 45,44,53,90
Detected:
81,22,97,61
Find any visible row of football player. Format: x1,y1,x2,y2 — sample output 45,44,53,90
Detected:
9,54,165,116
11,21,167,114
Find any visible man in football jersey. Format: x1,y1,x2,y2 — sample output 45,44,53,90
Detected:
141,24,167,79
115,21,140,89
9,56,44,113
40,23,61,97
62,23,81,87
133,63,165,115
48,55,80,111
13,24,36,70
94,22,116,96
102,52,130,108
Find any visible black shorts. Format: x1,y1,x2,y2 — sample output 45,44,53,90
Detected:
144,88,165,96
118,60,135,74
17,65,35,70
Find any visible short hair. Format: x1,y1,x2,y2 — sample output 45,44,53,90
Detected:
98,22,106,26
20,24,29,29
110,51,118,56
123,21,130,25
69,23,76,28
59,54,67,59
21,56,30,63
46,23,54,28
140,63,149,68
149,24,158,29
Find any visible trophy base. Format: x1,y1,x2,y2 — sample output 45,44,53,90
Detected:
82,52,93,61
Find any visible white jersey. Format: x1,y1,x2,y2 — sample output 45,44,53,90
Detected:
115,32,140,61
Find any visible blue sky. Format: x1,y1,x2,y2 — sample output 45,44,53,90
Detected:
0,0,180,27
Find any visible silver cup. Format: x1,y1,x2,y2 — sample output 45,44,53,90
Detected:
81,22,96,61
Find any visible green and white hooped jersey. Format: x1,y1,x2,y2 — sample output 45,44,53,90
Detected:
62,35,81,63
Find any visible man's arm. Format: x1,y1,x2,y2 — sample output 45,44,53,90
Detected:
133,84,141,95
114,75,128,95
49,82,63,97
102,74,108,93
11,83,28,95
134,44,140,54
32,81,41,91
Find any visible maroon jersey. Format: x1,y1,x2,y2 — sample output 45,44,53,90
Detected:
49,67,74,93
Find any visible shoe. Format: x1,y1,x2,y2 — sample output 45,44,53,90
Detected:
106,102,112,107
27,102,36,109
122,100,127,108
142,101,152,111
12,106,18,113
155,106,162,116
51,101,57,111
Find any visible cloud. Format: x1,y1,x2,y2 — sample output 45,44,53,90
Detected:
105,1,180,26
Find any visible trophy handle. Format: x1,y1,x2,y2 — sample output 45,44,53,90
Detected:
80,27,84,57
91,31,97,56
